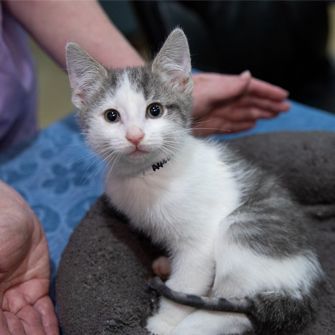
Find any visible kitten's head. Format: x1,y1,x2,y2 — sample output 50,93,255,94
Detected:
66,28,193,176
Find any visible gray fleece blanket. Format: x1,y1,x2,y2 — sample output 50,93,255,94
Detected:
56,132,335,335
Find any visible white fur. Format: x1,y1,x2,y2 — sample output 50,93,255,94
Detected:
106,135,246,334
86,73,149,154
172,311,252,335
106,137,241,248
214,233,322,299
102,88,321,335
105,136,321,335
85,72,185,177
68,30,321,335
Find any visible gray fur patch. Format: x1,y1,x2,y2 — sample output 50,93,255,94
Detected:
125,65,192,129
79,68,124,129
222,146,314,258
81,65,192,133
148,277,251,313
149,276,321,335
249,282,323,335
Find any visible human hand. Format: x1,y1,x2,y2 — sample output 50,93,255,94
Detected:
0,181,59,335
192,71,290,136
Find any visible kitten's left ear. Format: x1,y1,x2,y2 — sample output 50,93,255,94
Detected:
152,28,192,93
66,43,107,109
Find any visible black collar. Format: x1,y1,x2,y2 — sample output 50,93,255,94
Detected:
152,158,170,172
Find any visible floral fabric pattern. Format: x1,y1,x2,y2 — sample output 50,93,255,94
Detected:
0,114,104,278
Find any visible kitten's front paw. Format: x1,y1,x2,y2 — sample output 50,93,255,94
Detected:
146,315,176,335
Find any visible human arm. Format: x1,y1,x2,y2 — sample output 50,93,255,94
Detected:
3,0,144,69
4,0,290,135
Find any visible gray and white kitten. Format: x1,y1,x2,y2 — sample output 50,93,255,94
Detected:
66,29,324,335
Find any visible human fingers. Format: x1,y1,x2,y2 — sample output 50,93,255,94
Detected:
4,311,26,335
34,297,59,335
17,305,46,335
212,70,252,99
236,95,290,114
210,105,279,123
0,309,11,335
248,77,289,101
193,71,251,100
192,118,255,136
192,71,251,119
218,120,256,134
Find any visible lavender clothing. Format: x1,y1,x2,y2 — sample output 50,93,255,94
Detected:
0,5,37,149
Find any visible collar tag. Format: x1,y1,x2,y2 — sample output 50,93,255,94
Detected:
152,158,170,172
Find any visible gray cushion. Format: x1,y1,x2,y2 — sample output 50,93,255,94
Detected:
56,132,335,335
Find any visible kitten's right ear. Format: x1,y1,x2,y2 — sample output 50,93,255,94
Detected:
66,43,107,109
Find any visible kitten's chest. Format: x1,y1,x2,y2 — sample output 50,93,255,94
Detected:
105,157,241,245
106,173,190,229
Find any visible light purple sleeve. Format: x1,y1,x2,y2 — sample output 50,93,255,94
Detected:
0,4,38,150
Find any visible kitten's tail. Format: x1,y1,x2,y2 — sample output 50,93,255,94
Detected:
149,277,252,313
149,276,317,335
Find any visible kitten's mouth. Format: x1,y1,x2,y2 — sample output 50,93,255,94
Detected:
129,148,149,156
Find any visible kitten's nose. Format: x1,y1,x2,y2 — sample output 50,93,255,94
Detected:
126,127,144,146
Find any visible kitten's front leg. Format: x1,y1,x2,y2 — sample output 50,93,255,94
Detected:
146,247,214,335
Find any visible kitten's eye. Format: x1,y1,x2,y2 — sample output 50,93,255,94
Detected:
146,103,164,119
104,109,120,123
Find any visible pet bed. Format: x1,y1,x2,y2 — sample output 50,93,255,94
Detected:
57,132,335,335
